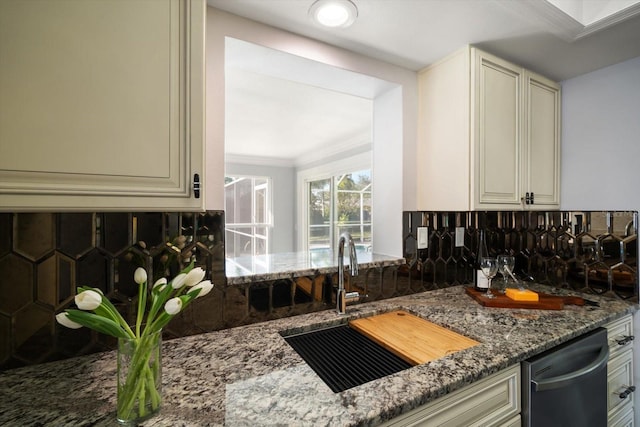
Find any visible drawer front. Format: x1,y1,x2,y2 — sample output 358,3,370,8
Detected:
607,349,635,416
498,414,522,427
382,365,520,427
609,401,634,427
605,315,634,358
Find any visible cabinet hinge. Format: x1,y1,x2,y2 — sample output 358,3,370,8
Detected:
193,173,200,199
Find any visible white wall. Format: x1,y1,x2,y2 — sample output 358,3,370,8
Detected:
560,54,640,425
226,162,295,253
560,55,640,211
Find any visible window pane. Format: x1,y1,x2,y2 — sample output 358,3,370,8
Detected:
305,167,373,252
225,229,236,255
225,183,236,224
255,227,267,256
236,227,252,257
337,190,360,221
349,170,372,191
224,175,271,258
310,225,331,250
236,178,252,224
255,186,266,224
309,178,331,250
309,178,331,227
306,169,373,251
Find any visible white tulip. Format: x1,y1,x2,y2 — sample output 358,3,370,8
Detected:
75,290,102,311
164,297,182,315
153,277,167,289
184,267,206,287
170,273,187,289
134,267,147,285
56,312,83,329
189,280,213,298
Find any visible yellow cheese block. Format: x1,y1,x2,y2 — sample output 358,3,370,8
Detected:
505,288,539,301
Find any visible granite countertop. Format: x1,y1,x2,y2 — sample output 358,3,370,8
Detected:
0,285,636,426
225,250,405,285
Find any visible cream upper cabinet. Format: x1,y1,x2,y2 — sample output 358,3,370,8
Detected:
417,46,560,211
0,0,206,211
523,70,561,209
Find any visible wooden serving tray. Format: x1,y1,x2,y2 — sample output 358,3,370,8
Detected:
349,310,479,365
465,287,586,310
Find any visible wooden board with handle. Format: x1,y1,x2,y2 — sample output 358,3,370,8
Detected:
465,287,587,310
349,310,479,365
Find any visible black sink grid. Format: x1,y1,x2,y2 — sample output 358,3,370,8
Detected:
284,324,413,393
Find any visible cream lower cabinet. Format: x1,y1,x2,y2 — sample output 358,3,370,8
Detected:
0,0,207,211
381,365,520,427
605,315,635,426
417,46,560,211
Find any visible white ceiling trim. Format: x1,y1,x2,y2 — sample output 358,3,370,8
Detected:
225,153,296,168
509,0,640,42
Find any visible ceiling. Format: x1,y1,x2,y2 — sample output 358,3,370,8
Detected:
209,0,640,80
214,0,640,166
224,38,377,167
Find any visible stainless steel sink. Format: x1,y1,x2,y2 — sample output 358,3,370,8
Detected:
283,324,413,393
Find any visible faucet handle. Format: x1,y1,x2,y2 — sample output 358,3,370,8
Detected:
345,291,362,304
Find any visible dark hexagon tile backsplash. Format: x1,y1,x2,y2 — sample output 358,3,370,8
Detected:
400,210,638,301
0,209,637,371
0,212,226,370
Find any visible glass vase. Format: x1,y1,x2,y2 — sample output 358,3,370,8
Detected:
116,329,163,425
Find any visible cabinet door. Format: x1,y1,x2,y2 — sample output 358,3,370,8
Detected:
473,51,522,209
381,365,520,427
0,0,205,211
607,349,635,418
523,71,561,210
606,314,635,359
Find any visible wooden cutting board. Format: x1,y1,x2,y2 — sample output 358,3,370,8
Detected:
465,287,586,310
349,310,479,365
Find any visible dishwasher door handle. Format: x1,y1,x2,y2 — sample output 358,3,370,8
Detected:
532,345,609,392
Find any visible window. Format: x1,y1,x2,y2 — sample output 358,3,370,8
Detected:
308,169,372,253
225,176,271,258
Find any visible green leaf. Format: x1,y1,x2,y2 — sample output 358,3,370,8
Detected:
65,309,129,339
187,287,203,298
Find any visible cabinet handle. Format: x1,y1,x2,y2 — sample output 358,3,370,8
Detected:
619,385,636,399
530,192,534,204
617,335,634,346
524,191,533,205
193,173,200,199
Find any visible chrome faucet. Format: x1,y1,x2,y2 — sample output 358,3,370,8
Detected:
336,232,363,314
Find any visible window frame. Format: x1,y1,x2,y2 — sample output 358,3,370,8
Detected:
224,175,273,259
296,151,372,252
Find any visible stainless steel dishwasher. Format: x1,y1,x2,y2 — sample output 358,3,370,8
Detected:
522,327,609,427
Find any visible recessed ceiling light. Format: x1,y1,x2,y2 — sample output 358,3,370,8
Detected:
309,0,358,28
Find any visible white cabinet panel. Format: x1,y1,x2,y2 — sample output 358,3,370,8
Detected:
608,349,635,419
524,72,561,209
381,365,520,427
605,315,635,426
474,52,522,207
417,46,560,211
606,314,635,359
0,0,206,211
609,402,634,427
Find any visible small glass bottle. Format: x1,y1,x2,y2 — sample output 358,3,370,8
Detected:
474,229,489,291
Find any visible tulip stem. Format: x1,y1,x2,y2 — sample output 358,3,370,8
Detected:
117,330,161,423
135,280,146,338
